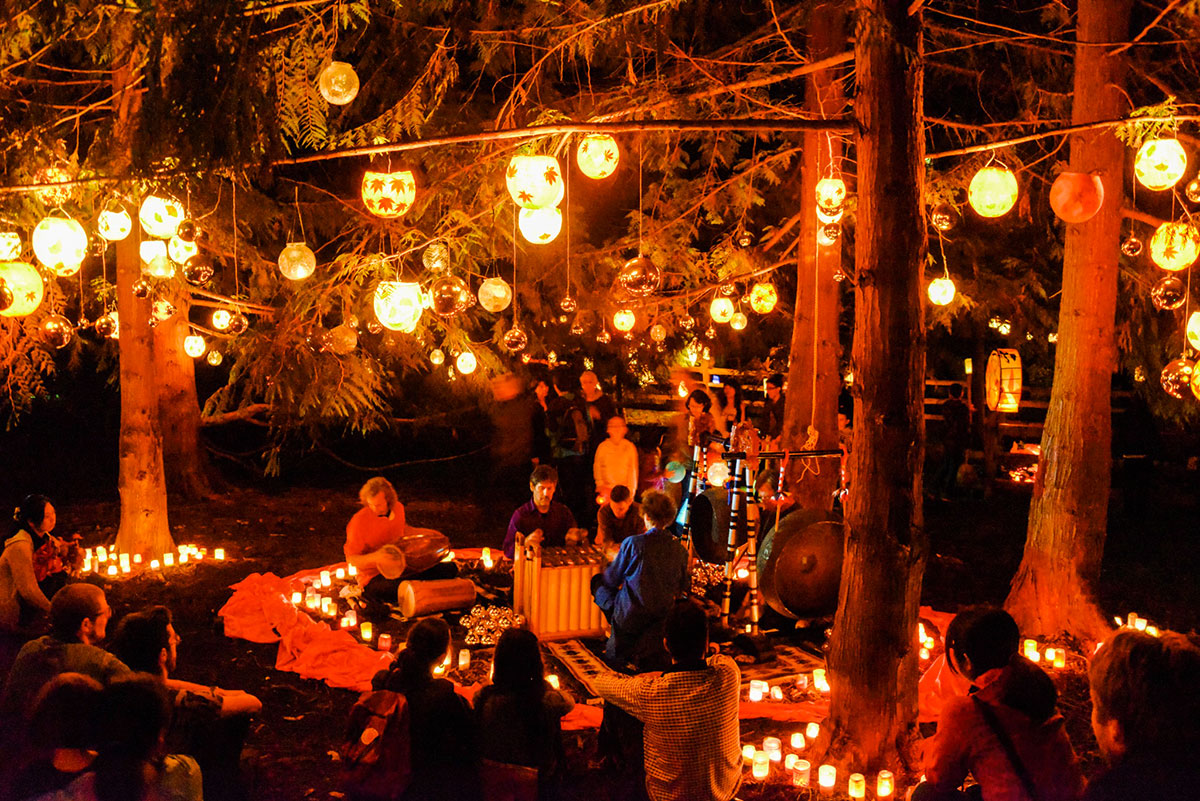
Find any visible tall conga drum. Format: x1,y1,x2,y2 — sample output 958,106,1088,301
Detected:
398,578,477,618
756,508,844,618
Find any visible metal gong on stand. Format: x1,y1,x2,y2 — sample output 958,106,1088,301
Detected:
687,487,749,565
756,508,845,619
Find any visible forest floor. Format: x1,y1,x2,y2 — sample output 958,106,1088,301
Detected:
44,464,1200,801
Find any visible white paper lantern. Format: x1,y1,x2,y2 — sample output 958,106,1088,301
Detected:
709,297,735,324
928,277,956,306
168,236,199,265
139,195,185,238
0,261,44,317
576,134,619,180
456,350,478,374
97,208,133,241
518,207,562,244
506,155,563,209
211,309,233,331
815,177,847,213
1134,138,1187,191
478,276,513,313
318,61,360,105
968,166,1019,218
183,334,206,358
0,232,21,261
278,242,316,280
374,280,423,332
32,216,87,275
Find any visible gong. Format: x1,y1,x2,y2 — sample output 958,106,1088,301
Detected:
756,508,844,619
687,488,748,565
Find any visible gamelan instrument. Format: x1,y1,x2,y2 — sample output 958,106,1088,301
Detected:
512,540,606,640
756,508,844,619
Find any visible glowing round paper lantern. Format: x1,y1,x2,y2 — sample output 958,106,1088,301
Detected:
478,276,513,313
505,155,563,209
361,170,416,219
1049,172,1104,223
576,134,619,180
1134,138,1187,191
985,348,1022,413
211,309,232,331
318,61,359,106
329,324,358,355
706,460,731,486
32,216,87,275
138,195,185,238
0,232,21,261
502,326,528,353
206,350,223,366
1161,357,1194,399
710,296,735,324
1185,310,1200,351
816,206,844,225
1149,222,1200,271
183,334,206,358
373,280,423,332
618,256,662,297
0,262,44,317
613,308,636,332
455,350,477,374
650,324,667,342
430,348,445,366
968,165,1019,218
729,311,748,331
278,242,316,280
928,276,956,306
140,240,167,265
40,314,73,349
519,207,562,244
168,236,198,265
33,165,75,206
749,282,778,314
815,177,847,213
429,275,473,316
1150,276,1186,311
97,208,133,241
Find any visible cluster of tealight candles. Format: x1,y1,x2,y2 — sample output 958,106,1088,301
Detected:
431,649,475,676
1021,639,1069,669
83,543,225,577
1114,612,1159,637
746,669,829,703
288,566,390,648
741,724,896,796
918,622,938,660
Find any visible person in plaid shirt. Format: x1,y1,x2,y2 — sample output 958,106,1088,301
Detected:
593,599,742,801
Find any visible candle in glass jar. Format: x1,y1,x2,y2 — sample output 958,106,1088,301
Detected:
458,650,471,669
481,547,494,569
813,668,829,692
796,673,809,690
345,609,357,628
806,722,820,740
179,551,190,564
770,685,784,701
752,751,769,780
340,616,352,628
291,591,303,605
360,622,373,642
214,548,225,561
818,764,836,791
1133,616,1148,632
791,732,806,750
763,737,781,761
348,563,357,577
107,565,118,576
547,674,560,690
793,759,811,787
377,633,393,652
785,753,798,770
150,559,160,570
335,567,345,580
305,594,319,611
742,744,756,765
96,546,107,562
877,770,895,797
321,597,334,617
163,552,174,567
748,686,764,703
119,553,131,570
133,554,143,564
848,772,866,798
320,570,331,588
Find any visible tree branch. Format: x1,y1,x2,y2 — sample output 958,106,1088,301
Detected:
927,114,1200,160
1110,0,1186,55
201,403,271,427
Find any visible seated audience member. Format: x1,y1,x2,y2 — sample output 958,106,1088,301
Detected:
30,673,202,801
1,584,127,721
914,607,1084,801
371,618,478,801
112,605,260,801
345,477,457,606
1084,629,1200,801
5,673,104,801
2,495,80,633
591,491,689,670
593,416,639,505
503,465,584,559
476,629,574,799
593,599,741,801
595,485,645,557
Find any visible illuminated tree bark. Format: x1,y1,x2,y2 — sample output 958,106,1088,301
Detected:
1005,0,1131,643
824,0,927,769
155,289,217,500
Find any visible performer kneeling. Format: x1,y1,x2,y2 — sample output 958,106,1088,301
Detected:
345,477,458,606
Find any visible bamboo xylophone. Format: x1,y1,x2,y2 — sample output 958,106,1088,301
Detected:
512,540,606,641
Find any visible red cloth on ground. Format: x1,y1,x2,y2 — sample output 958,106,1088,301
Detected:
345,506,407,583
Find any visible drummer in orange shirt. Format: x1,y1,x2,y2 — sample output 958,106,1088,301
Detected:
345,477,459,605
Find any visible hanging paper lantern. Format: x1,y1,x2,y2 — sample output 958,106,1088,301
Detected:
930,204,958,231
94,312,117,338
206,350,223,366
518,207,562,244
1150,276,1186,311
815,177,847,213
478,276,513,313
32,217,87,275
612,308,636,332
1149,222,1200,271
40,314,73,349
183,334,206,358
33,165,75,206
618,256,662,297
0,232,21,261
429,348,445,366
0,262,43,317
1161,358,1194,399
183,254,215,286
152,299,177,322
749,283,778,314
1049,172,1104,223
374,280,423,332
985,348,1022,413
709,297,735,324
506,155,563,209
1186,311,1200,351
456,350,477,374
361,170,417,218
168,236,198,265
729,312,748,331
576,134,619,180
1121,235,1144,257
141,243,175,280
650,324,667,342
211,309,232,331
97,208,133,241
423,241,450,272
329,324,358,355
815,206,844,225
318,61,360,105
817,223,842,247
278,242,316,280
968,165,1019,218
502,326,528,353
140,240,167,265
138,195,185,238
1134,138,1187,191
927,276,957,306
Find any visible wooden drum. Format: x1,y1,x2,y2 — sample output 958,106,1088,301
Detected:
398,578,477,618
512,541,605,640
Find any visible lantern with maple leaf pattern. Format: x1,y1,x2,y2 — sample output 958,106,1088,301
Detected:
505,155,563,209
362,170,417,219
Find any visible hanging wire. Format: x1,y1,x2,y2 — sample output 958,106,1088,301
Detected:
231,177,239,298
512,209,519,321
294,186,307,242
637,138,644,254
565,159,571,300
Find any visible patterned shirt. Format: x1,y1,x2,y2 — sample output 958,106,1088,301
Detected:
593,655,742,801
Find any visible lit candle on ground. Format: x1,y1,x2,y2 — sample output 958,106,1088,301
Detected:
345,609,357,628
763,737,781,761
1147,626,1159,637
163,552,174,567
150,559,160,570
377,633,392,651
482,547,493,569
742,745,756,765
813,668,829,692
785,754,798,770
133,554,143,564
547,674,560,690
1125,612,1139,629
770,686,784,701
877,770,895,797
752,751,769,780
96,546,106,561
1134,617,1148,632
107,565,118,576
791,732,806,750
348,564,357,577
796,674,809,690
335,567,345,580
849,772,866,798
179,551,189,564
920,648,931,660
360,622,373,642
793,760,811,787
305,595,319,611
458,650,471,670
321,597,334,617
818,764,836,792
214,548,225,561
748,686,764,703
119,554,131,570
120,561,131,575
291,591,302,605
1044,647,1056,664
806,722,820,740
320,570,331,588
340,616,352,628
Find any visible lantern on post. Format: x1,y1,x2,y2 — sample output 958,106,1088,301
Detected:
373,281,423,332
576,134,619,179
0,261,44,317
1134,138,1187,191
1149,222,1200,271
968,165,1019,218
362,170,416,218
505,155,563,209
985,348,1022,413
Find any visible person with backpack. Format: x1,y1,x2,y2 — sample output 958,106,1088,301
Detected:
914,607,1084,801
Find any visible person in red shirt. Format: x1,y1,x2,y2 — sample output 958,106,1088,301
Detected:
344,477,457,605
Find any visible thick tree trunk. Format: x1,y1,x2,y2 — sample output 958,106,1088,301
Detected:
112,17,175,558
155,289,217,499
782,1,846,513
1004,0,1130,643
824,0,927,771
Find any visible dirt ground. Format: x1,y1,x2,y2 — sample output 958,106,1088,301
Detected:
37,464,1200,801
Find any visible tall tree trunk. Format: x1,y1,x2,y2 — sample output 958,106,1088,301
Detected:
783,1,847,513
155,289,217,499
112,17,175,558
1005,0,1131,643
824,0,927,770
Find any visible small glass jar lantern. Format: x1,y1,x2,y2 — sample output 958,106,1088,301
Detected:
429,348,445,366
97,208,133,241
751,751,770,780
1134,138,1187,191
818,764,837,791
968,165,1019,218
518,207,562,244
505,155,563,209
184,334,206,358
985,348,1022,413
278,242,316,280
848,773,866,799
139,195,185,238
709,296,735,324
576,134,619,179
455,350,478,375
318,61,360,105
927,276,956,306
877,770,895,798
32,216,87,275
612,308,636,332
373,280,423,332
361,170,416,218
478,276,513,312
1149,221,1200,271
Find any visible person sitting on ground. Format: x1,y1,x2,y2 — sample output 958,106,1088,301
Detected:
112,605,261,801
595,485,645,558
4,673,104,801
503,465,586,559
30,673,203,801
1083,629,1200,801
1,584,127,722
593,599,741,801
591,490,690,670
371,618,479,801
2,495,81,633
345,477,458,607
914,607,1084,801
593,416,639,505
475,629,574,798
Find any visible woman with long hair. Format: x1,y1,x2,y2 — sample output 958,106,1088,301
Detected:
1,495,78,632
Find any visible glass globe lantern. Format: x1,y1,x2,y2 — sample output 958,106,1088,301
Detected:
138,195,185,238
1149,222,1200,271
576,134,619,180
429,275,473,317
423,241,450,272
329,324,358,354
1134,138,1187,191
373,280,423,332
817,223,842,247
502,326,528,353
618,256,662,297
1150,276,1186,310
650,324,667,342
94,312,117,338
612,308,636,332
227,312,249,335
505,155,563,209
1161,357,1195,399
729,311,748,331
709,296,735,324
183,254,215,286
430,348,445,366
456,350,478,375
278,242,316,280
40,314,73,349
968,165,1019,218
927,276,957,306
318,61,360,105
518,207,562,244
183,334,206,358
32,216,87,275
206,350,223,366
478,276,513,313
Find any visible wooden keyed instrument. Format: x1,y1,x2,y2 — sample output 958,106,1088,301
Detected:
512,539,606,641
